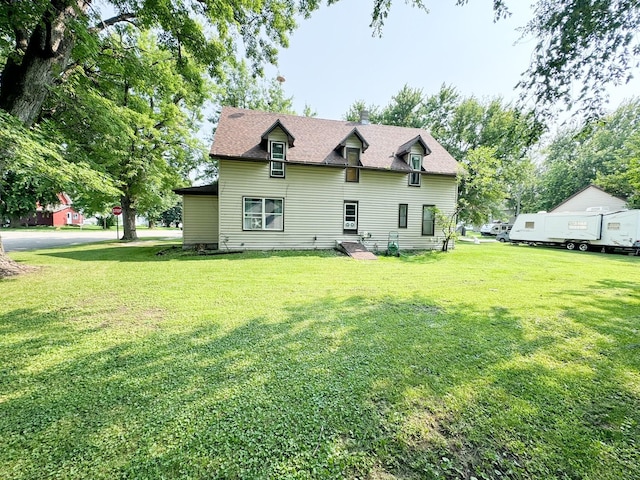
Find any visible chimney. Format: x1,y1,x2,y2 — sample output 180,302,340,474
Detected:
359,110,370,125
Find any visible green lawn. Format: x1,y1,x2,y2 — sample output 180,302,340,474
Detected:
1,241,639,479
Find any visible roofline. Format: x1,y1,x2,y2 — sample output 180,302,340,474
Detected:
212,155,458,176
550,183,628,211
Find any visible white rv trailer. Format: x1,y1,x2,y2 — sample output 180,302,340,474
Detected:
509,209,640,254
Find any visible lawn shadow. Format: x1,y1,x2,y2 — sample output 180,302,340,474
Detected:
1,293,639,479
37,243,347,263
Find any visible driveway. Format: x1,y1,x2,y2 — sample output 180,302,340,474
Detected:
1,228,182,252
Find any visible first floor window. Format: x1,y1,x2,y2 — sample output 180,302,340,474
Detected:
243,197,284,231
422,205,435,236
270,161,285,178
398,204,408,228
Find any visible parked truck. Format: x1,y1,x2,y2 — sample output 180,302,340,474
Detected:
509,209,640,254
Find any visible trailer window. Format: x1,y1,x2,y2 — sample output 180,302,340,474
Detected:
568,221,588,230
525,221,535,229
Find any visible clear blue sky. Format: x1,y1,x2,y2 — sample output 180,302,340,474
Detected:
265,0,640,121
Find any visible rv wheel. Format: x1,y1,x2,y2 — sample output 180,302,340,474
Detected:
566,242,576,250
578,243,589,252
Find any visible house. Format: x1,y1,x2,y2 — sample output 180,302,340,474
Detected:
550,185,627,213
19,193,84,227
175,107,460,252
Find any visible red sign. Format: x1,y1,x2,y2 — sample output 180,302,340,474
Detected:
112,206,123,215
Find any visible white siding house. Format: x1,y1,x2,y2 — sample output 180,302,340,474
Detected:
176,107,460,253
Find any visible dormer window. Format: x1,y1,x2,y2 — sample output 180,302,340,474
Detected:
409,153,422,186
270,141,285,160
269,141,286,178
346,148,360,182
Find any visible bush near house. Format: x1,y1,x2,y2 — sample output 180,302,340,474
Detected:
1,242,639,479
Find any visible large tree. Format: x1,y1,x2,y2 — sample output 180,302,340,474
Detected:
346,85,544,225
535,99,640,211
49,29,207,240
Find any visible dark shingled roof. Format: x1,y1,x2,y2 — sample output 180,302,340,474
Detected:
173,184,218,195
211,107,459,176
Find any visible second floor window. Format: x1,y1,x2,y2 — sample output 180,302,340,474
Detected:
346,148,360,182
270,141,285,160
409,153,422,186
270,161,285,178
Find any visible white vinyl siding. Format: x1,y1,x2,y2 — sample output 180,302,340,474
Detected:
218,159,457,251
182,195,218,245
550,185,627,212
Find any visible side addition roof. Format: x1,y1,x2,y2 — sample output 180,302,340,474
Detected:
173,184,219,196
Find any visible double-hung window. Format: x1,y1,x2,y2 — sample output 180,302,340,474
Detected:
398,204,408,228
409,154,422,186
422,205,435,236
270,141,285,178
243,197,284,231
346,148,360,183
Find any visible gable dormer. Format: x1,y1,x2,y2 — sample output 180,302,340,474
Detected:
396,135,431,161
335,128,369,183
335,127,369,157
261,120,295,178
260,119,295,159
397,135,431,187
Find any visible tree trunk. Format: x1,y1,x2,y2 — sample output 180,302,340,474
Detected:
121,195,138,241
0,0,90,126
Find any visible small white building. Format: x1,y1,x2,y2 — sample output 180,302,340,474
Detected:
550,185,627,213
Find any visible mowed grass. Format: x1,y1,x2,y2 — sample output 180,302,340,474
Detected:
1,240,639,479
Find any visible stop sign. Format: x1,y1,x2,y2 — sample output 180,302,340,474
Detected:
112,206,123,215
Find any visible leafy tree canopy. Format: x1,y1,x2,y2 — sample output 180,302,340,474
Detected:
345,84,544,225
535,99,640,210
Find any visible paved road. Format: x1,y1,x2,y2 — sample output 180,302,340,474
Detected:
1,229,182,252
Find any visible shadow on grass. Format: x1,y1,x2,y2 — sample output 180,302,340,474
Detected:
36,244,347,263
1,293,639,479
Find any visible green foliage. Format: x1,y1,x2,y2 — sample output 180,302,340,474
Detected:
345,85,544,224
535,99,640,211
160,202,182,227
212,61,297,120
48,29,207,235
0,110,118,222
518,0,640,118
2,241,639,478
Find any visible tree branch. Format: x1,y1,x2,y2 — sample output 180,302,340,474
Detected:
90,13,137,33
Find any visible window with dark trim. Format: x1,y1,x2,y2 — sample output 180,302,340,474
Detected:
243,197,284,231
409,153,422,186
422,205,435,236
398,204,408,228
346,148,360,183
343,201,358,232
270,161,285,178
